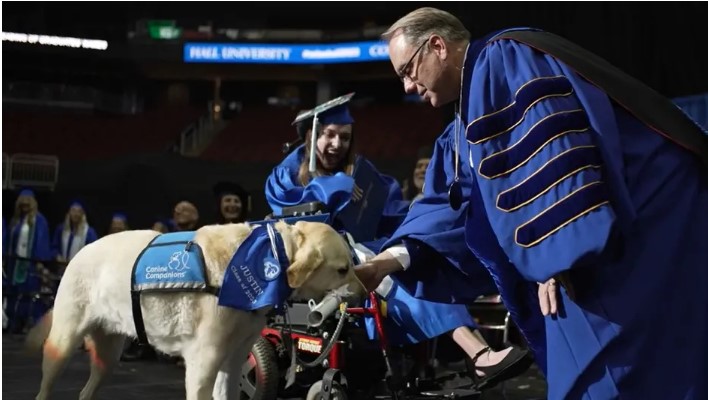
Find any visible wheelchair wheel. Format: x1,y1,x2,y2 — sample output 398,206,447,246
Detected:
238,337,279,400
305,380,348,400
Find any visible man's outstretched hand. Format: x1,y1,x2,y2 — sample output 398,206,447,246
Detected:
354,261,384,292
354,252,405,293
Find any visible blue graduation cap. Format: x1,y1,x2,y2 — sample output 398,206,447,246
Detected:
18,188,35,197
69,200,84,210
291,93,356,173
112,212,128,222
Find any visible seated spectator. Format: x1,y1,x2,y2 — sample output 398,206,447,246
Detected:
213,181,250,224
151,218,175,233
172,201,200,231
403,146,433,202
107,213,130,235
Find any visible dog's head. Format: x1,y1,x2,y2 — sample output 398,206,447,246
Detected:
275,220,365,301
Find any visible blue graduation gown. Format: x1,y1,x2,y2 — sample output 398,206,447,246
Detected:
51,224,99,262
265,145,475,345
8,213,51,289
265,145,407,240
6,213,52,327
463,30,708,399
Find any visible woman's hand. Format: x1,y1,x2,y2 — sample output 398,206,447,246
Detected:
351,184,364,203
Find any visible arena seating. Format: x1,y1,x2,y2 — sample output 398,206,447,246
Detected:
3,105,201,160
201,103,447,163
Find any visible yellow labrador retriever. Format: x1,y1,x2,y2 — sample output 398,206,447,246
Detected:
26,220,363,400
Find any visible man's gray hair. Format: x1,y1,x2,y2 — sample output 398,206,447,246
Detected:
382,7,470,47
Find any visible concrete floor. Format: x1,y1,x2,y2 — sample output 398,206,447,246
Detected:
3,333,546,400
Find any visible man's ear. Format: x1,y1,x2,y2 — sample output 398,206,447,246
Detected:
287,248,323,288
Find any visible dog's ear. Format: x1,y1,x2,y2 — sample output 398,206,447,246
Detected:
275,221,302,261
279,221,322,288
287,247,323,288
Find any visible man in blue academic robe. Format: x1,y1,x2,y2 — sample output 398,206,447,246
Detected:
357,7,708,399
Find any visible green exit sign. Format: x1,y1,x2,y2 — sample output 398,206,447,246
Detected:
148,20,182,40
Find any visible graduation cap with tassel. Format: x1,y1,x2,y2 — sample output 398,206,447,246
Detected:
282,92,356,174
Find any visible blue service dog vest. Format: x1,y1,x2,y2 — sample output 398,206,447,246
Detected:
132,231,210,291
130,231,217,344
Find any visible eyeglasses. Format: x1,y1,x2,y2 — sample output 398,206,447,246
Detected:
397,37,431,82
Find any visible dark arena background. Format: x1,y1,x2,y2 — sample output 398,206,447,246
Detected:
3,2,707,400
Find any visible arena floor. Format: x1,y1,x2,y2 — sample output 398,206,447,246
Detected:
3,334,547,400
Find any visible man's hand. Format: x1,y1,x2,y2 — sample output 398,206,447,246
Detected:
538,278,558,316
354,252,405,293
354,261,383,293
538,272,576,316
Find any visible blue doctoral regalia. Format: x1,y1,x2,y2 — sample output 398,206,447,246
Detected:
462,29,708,399
383,121,499,304
265,145,476,345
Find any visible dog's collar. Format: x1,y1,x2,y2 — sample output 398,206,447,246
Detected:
266,223,291,272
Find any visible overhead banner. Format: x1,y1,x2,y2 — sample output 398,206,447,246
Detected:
183,41,389,64
1,31,108,50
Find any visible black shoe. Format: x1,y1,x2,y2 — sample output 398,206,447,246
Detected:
466,346,534,391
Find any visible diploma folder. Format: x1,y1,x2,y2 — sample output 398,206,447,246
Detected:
335,159,389,243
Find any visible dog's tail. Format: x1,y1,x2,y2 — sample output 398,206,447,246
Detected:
25,309,53,355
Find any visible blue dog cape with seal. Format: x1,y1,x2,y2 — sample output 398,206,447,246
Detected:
218,223,292,312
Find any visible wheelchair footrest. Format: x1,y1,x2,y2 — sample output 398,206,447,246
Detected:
418,388,481,399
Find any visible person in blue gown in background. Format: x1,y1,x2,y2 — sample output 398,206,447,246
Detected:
356,7,708,399
51,201,98,268
265,97,531,387
6,189,52,332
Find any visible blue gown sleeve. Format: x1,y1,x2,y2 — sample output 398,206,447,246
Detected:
33,214,52,262
264,146,355,216
466,39,633,283
86,227,98,245
51,225,63,260
374,170,409,238
382,123,497,303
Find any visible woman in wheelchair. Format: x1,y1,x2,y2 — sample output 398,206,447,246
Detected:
265,96,532,389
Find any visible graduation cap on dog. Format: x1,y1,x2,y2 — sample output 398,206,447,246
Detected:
282,93,356,173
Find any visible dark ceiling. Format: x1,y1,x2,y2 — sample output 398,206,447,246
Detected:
3,2,708,97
